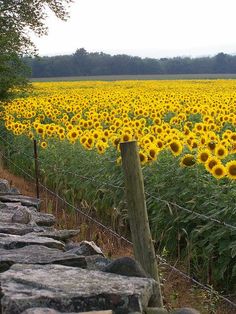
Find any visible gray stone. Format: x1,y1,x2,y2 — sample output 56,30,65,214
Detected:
0,194,40,208
85,255,111,271
171,308,200,314
29,229,80,242
4,202,36,211
11,207,32,224
0,264,158,314
103,257,148,278
146,308,168,314
0,179,11,193
0,222,37,235
9,186,20,194
0,207,16,223
22,309,63,314
0,245,86,271
22,309,113,314
0,201,8,209
0,205,55,227
31,211,56,227
66,240,104,256
0,233,64,250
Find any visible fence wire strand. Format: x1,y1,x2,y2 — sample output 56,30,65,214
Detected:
146,192,236,231
0,141,236,309
157,255,236,309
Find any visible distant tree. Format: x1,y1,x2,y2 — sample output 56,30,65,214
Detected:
24,49,236,78
0,0,73,97
213,52,230,73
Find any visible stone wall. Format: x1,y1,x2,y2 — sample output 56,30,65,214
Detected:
0,179,199,314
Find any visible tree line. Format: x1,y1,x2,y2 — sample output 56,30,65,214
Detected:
24,49,236,78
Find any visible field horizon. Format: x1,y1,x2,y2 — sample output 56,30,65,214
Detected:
30,73,236,82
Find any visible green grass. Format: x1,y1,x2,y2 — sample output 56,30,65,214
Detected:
30,73,236,82
1,130,236,294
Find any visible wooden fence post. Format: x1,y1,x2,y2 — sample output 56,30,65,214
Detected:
33,139,40,202
120,140,163,307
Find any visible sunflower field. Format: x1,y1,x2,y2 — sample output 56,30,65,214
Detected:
1,79,236,292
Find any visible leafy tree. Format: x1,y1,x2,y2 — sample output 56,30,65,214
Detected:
0,0,73,97
0,52,29,98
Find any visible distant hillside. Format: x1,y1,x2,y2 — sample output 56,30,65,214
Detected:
24,49,236,77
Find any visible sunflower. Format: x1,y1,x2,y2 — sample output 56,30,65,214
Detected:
139,151,148,164
169,140,183,156
40,141,47,149
206,141,216,152
197,149,211,164
85,137,95,150
116,156,122,165
121,133,132,142
226,160,236,180
215,144,228,159
156,139,164,149
180,154,196,167
146,144,159,161
68,130,79,142
211,164,226,179
205,157,220,172
95,141,108,154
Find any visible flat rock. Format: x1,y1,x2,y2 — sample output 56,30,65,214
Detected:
0,194,40,208
11,207,32,224
0,207,22,223
0,205,55,227
0,233,64,250
31,211,56,227
0,264,158,314
4,202,35,210
85,255,111,271
0,222,38,236
29,229,80,242
0,245,86,271
103,257,148,278
22,309,113,314
0,202,8,210
66,240,104,256
170,309,200,314
0,179,11,193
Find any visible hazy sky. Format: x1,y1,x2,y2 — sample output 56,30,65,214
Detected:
32,0,236,58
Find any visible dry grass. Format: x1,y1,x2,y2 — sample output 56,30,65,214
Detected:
0,162,235,313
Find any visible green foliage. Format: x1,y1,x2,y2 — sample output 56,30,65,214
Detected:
0,53,30,98
163,111,176,123
0,0,73,98
1,130,236,292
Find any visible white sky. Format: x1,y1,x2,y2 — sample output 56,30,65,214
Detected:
32,0,236,58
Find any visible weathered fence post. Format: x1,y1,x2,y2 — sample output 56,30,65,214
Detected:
33,139,40,202
120,140,163,307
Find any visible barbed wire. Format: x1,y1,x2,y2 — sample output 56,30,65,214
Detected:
157,255,236,309
0,135,123,190
146,192,236,231
35,161,236,232
0,134,34,160
0,151,36,181
1,137,236,231
0,150,131,245
39,182,132,245
38,161,125,191
0,148,236,309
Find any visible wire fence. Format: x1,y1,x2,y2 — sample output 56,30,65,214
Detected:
2,136,236,231
0,136,236,310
